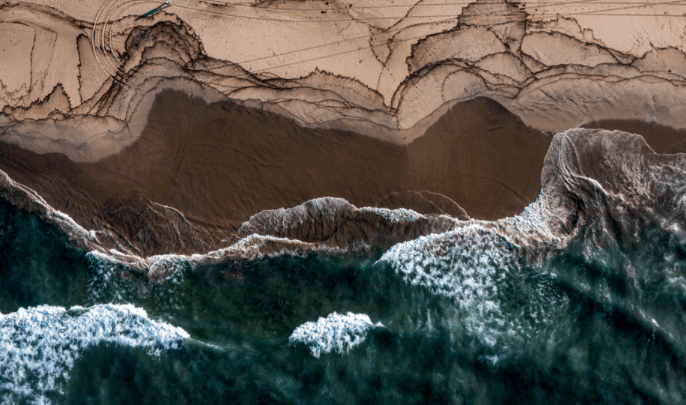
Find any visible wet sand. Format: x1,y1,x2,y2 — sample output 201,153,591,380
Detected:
0,91,552,255
5,90,684,258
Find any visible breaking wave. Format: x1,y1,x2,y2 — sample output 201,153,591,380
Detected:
0,304,188,405
0,128,685,403
289,312,383,358
377,224,570,351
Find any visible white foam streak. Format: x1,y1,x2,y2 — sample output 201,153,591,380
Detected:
673,176,686,218
289,312,383,358
359,206,424,222
0,170,90,240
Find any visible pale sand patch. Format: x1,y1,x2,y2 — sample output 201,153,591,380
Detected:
77,34,110,103
0,5,83,108
522,0,686,56
521,32,618,68
503,77,686,132
1,78,227,162
407,26,506,73
0,23,34,99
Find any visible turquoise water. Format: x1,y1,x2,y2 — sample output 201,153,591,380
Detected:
1,195,685,404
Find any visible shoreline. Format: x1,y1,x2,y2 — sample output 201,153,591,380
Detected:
2,91,685,260
1,91,550,256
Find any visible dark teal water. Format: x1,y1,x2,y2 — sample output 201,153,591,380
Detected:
1,195,686,404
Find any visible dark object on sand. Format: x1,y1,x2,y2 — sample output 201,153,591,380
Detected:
135,1,171,21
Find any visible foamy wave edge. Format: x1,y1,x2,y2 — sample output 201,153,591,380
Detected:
0,304,189,404
289,312,384,358
1,128,685,289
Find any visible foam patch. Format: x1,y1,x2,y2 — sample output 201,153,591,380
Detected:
289,312,383,358
0,304,188,404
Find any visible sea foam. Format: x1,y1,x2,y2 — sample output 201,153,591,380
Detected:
289,312,383,358
377,225,516,346
0,304,188,404
377,224,568,351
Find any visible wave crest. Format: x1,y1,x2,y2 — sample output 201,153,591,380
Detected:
0,304,188,404
289,312,383,358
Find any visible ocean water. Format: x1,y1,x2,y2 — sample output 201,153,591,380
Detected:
1,189,686,404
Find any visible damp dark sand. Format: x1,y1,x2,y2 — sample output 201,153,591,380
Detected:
0,91,551,255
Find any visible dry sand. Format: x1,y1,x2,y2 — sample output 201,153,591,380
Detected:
3,0,686,139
